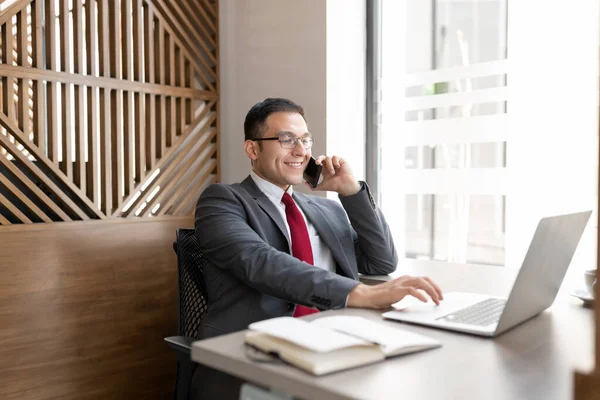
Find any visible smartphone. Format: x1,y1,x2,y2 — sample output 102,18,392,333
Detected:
303,157,322,189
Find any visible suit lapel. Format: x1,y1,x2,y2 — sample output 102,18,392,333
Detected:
240,176,290,243
241,176,355,279
293,193,356,279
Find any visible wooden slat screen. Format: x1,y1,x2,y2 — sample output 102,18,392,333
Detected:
0,0,219,224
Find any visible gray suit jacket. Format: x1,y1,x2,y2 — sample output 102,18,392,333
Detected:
194,176,398,339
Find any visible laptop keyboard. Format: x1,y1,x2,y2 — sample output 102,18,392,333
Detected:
436,298,506,327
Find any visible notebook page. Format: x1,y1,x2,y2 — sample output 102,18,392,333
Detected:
249,317,370,353
312,316,440,356
246,331,384,375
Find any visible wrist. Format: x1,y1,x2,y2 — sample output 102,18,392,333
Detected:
347,284,373,308
338,180,361,197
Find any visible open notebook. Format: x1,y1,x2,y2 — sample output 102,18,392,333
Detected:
245,315,441,375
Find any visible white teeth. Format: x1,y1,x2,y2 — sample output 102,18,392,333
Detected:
285,162,302,167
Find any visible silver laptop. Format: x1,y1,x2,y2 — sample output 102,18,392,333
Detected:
382,211,592,337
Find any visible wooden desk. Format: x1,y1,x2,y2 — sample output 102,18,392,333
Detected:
191,260,595,400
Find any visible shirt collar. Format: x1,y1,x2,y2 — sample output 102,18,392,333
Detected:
250,170,293,203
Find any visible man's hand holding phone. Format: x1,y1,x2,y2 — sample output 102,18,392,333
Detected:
304,155,361,197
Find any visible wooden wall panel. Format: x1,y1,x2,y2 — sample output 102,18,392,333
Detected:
0,216,192,399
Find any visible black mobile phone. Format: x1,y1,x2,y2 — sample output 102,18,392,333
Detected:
303,157,322,189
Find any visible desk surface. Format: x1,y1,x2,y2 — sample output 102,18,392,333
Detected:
191,260,595,400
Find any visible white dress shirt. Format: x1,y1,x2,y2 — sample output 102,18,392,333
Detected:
250,171,336,273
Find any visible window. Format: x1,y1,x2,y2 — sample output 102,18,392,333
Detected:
374,0,598,272
378,0,507,265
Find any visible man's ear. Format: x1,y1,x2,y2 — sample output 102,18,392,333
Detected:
244,140,258,160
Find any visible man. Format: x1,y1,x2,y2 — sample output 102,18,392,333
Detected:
191,98,443,398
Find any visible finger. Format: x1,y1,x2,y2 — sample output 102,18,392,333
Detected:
404,277,440,305
392,275,414,284
423,277,444,300
417,279,441,305
331,156,344,169
321,156,335,175
407,287,428,303
315,155,326,165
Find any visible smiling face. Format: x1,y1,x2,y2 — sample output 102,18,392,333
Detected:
244,111,312,190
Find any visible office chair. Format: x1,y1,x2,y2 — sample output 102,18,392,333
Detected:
164,228,209,400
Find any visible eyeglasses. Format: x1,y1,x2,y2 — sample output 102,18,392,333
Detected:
253,134,314,150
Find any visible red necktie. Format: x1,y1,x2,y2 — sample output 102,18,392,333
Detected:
281,192,320,317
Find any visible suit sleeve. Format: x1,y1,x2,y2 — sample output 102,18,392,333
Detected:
194,184,360,310
339,182,398,275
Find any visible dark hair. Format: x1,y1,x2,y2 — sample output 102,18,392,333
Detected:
244,98,306,141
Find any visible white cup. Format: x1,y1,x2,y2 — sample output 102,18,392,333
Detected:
584,269,596,298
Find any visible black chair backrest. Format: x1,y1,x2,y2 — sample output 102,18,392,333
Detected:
174,228,208,339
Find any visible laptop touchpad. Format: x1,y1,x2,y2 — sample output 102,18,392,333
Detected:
390,292,488,320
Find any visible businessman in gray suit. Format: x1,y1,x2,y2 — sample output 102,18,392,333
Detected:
191,98,443,399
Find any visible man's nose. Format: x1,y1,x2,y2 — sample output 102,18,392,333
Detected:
292,141,308,156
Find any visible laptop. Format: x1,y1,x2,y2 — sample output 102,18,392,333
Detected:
382,210,592,337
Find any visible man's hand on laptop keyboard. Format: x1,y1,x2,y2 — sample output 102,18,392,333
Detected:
347,275,444,309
